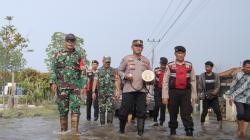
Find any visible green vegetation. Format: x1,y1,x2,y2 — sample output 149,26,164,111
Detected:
0,105,57,119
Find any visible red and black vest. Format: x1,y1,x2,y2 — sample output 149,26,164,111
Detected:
168,61,192,90
154,67,166,89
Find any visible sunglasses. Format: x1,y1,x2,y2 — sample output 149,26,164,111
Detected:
66,39,76,43
105,61,111,64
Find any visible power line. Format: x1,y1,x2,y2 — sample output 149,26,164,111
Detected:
159,0,193,42
155,0,210,55
149,0,174,38
155,0,185,39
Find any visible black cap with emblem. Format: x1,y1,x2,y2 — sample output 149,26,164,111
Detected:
174,46,186,53
65,33,76,42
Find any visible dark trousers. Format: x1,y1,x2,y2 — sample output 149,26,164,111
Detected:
119,92,146,121
235,101,250,122
201,97,222,122
153,88,166,123
86,91,99,120
168,89,193,130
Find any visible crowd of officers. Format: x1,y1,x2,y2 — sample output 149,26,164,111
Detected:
50,33,250,137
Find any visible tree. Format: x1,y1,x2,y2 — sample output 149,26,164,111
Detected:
17,68,51,105
45,32,88,71
0,16,29,108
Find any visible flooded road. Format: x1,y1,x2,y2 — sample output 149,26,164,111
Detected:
0,106,249,140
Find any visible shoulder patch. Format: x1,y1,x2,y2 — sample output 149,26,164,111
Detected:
185,61,192,65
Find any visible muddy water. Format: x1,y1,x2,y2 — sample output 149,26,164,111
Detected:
0,106,249,140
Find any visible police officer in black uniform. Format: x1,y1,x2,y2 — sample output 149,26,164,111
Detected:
162,46,197,136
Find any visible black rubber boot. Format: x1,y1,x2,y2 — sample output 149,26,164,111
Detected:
137,118,145,136
107,112,113,124
119,120,126,134
185,128,193,136
100,112,105,125
170,128,176,135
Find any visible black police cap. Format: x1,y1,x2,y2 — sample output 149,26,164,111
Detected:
174,46,186,53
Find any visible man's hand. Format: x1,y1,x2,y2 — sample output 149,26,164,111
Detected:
162,98,168,105
146,97,151,105
115,92,120,101
51,83,57,96
125,74,133,81
81,88,86,96
191,98,196,107
229,96,234,106
92,92,96,101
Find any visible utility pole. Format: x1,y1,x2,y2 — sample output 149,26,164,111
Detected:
147,38,160,68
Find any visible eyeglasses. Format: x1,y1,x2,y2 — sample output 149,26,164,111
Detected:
105,62,111,64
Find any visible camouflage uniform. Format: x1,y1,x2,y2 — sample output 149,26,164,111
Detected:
50,43,86,132
94,66,118,124
50,48,86,115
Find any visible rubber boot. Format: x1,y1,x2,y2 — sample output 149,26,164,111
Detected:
170,128,176,135
60,116,68,132
119,120,126,134
107,112,113,124
137,118,145,136
71,113,80,136
185,128,193,136
218,121,223,129
100,112,105,125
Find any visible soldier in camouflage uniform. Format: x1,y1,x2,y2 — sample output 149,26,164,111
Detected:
50,34,86,135
92,56,120,125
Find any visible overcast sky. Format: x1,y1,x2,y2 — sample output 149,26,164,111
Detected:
0,0,249,74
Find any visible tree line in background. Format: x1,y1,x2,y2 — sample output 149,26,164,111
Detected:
0,16,88,107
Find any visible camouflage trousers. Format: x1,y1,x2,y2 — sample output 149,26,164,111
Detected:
56,89,81,117
98,93,115,113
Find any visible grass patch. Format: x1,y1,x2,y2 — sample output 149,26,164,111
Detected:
0,104,57,119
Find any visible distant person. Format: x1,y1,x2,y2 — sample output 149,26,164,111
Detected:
92,56,120,125
153,57,168,126
86,60,99,121
198,61,222,128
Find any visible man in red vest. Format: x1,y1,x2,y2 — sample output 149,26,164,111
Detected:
86,60,99,121
153,57,168,126
162,46,197,136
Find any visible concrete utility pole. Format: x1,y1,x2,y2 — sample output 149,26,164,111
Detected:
147,38,160,68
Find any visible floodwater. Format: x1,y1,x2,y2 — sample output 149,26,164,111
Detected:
0,106,249,140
